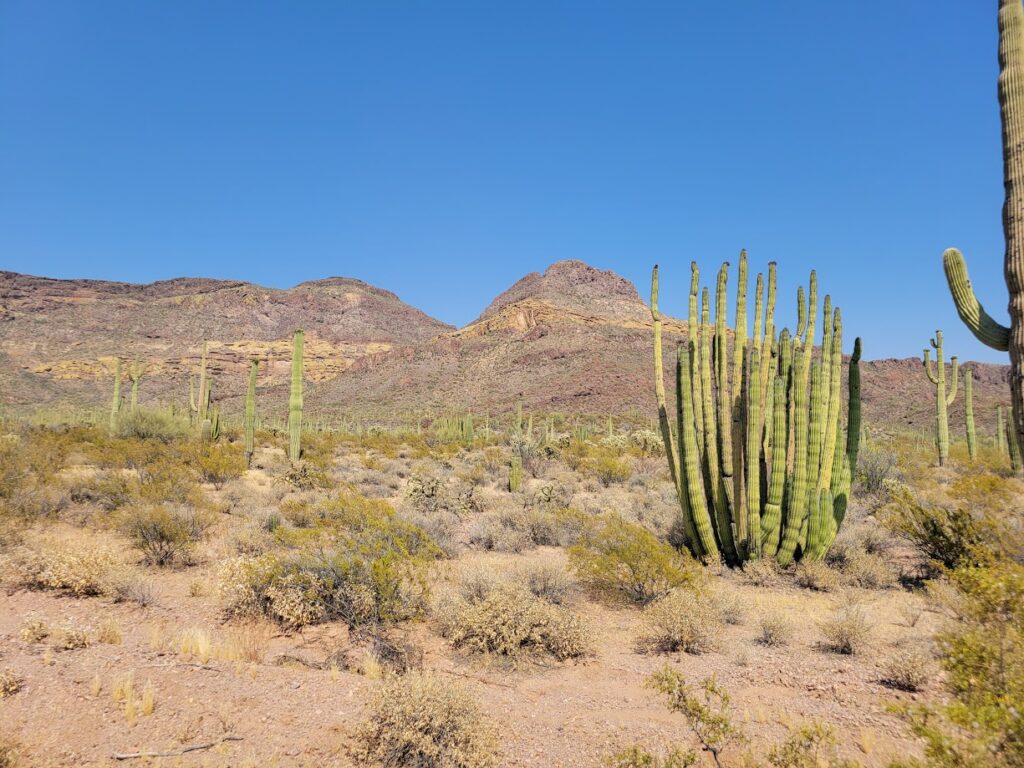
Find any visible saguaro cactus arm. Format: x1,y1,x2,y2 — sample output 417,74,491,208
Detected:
923,348,939,385
943,249,1011,351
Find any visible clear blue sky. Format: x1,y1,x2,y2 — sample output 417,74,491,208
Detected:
0,1,1008,361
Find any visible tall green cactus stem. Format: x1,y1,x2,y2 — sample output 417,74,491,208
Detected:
942,1,1024,471
244,359,258,467
651,266,683,498
731,252,749,552
190,342,210,429
109,358,122,435
999,405,1008,454
1009,407,1023,473
689,263,705,459
965,368,977,460
509,455,523,492
288,329,304,463
652,261,860,567
128,362,144,412
923,331,959,467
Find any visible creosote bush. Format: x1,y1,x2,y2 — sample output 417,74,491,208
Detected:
354,672,499,768
119,505,211,566
114,409,190,442
569,514,696,605
438,583,589,663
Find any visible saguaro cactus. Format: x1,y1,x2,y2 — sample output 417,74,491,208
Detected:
652,259,861,567
288,329,304,463
189,342,210,429
244,359,258,466
128,361,145,412
942,0,1024,473
109,358,122,434
509,454,523,492
999,405,1008,454
923,331,959,467
965,368,977,460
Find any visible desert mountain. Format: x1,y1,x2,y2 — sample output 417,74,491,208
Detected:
0,262,1011,441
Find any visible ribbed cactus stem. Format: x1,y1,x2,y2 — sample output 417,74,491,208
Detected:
651,265,683,496
999,405,1008,454
288,329,304,463
197,342,209,424
128,361,144,412
761,368,788,557
819,309,843,488
745,345,762,559
777,345,810,568
923,330,957,467
965,368,977,460
689,263,706,458
244,359,258,467
701,286,733,561
715,263,736,527
509,454,523,492
1009,406,1023,473
110,358,122,435
677,342,719,561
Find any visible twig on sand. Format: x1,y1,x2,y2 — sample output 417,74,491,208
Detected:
112,735,243,760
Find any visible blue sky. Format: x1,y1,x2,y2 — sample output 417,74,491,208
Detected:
0,1,1008,361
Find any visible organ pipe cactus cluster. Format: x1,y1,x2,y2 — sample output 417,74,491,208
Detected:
244,358,258,466
651,254,862,567
288,329,304,463
965,368,977,460
942,0,1024,473
110,358,122,435
923,331,959,467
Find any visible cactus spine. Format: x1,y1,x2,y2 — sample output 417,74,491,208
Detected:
288,330,304,463
965,368,977,460
244,359,258,466
942,0,1024,473
109,358,122,435
652,259,861,567
923,331,959,467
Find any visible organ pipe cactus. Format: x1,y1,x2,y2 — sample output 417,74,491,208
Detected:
651,258,861,567
923,331,959,467
965,368,977,460
109,358,122,435
288,330,304,463
942,0,1024,473
244,359,258,466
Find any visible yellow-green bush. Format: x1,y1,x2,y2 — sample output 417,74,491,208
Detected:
569,514,696,605
9,544,119,596
193,444,246,489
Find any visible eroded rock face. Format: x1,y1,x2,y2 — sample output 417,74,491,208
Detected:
0,264,1011,439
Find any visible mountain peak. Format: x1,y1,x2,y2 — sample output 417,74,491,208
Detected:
478,259,646,323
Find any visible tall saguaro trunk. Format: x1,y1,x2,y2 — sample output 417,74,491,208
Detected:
288,329,304,464
943,0,1024,472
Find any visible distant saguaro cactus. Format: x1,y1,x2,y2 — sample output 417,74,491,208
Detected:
244,359,258,466
189,342,210,429
942,0,1024,473
509,454,523,492
923,331,959,467
128,361,145,412
288,330,304,463
965,368,977,460
109,358,122,435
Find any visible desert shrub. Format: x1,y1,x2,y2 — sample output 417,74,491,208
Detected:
645,667,741,766
839,550,898,589
440,584,589,662
9,544,118,596
881,647,934,692
110,574,159,607
757,611,795,647
0,669,22,698
588,452,632,486
740,558,782,587
766,723,860,768
65,470,136,511
115,409,190,442
638,588,722,655
517,560,573,605
717,588,747,626
220,502,439,628
193,444,246,488
819,604,871,655
793,561,839,592
604,746,695,768
569,514,695,605
882,486,994,572
353,672,499,768
855,445,899,494
19,617,48,643
457,567,500,604
467,509,534,553
119,504,211,566
894,560,1024,767
281,462,333,491
53,622,90,650
135,454,200,505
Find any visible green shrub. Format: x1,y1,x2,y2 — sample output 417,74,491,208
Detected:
193,444,246,488
353,672,498,768
638,588,722,655
120,504,210,566
569,514,695,605
588,452,632,486
604,746,696,768
115,409,190,442
882,486,993,572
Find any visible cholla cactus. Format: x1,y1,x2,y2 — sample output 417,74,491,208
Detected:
651,256,861,567
923,331,958,467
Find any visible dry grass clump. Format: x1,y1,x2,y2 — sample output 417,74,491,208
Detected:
96,619,123,645
793,561,839,592
880,647,934,692
0,669,23,699
516,559,574,605
8,544,118,596
119,504,211,566
53,622,90,651
637,588,722,655
110,575,159,607
839,550,898,589
353,672,499,768
819,604,871,655
740,558,782,587
19,617,48,643
0,735,22,768
569,514,696,605
604,745,695,767
756,611,795,648
439,583,589,663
